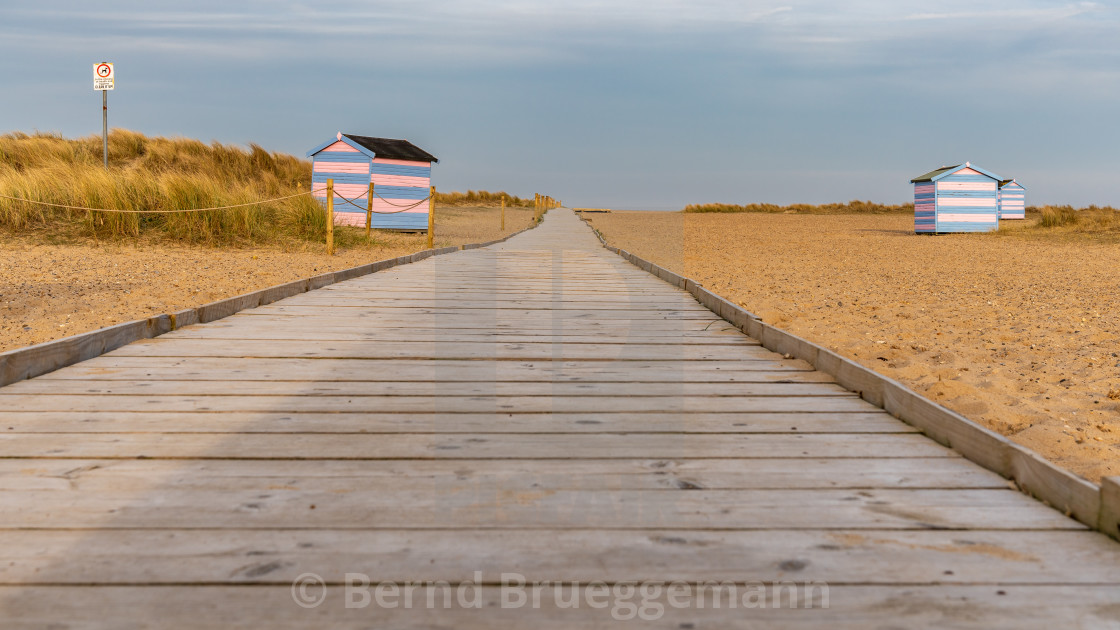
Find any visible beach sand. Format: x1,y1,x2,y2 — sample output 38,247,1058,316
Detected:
586,210,1120,483
0,205,533,354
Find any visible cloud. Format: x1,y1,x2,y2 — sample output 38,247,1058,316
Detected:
903,1,1102,21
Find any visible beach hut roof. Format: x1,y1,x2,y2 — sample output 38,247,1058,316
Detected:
999,179,1026,190
307,132,439,163
910,162,1002,183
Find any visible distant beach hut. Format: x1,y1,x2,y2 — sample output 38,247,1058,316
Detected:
910,162,1002,233
998,179,1026,220
307,133,438,231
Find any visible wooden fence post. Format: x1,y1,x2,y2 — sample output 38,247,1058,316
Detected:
366,182,373,241
500,195,505,232
427,186,435,249
326,178,335,256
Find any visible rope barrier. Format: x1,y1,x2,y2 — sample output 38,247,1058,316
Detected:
333,191,432,214
0,185,431,216
0,188,329,214
372,189,433,209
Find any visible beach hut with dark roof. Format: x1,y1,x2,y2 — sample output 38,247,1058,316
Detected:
998,179,1026,220
307,132,438,231
910,162,1002,233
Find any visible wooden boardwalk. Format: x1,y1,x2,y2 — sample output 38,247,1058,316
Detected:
1,209,1118,628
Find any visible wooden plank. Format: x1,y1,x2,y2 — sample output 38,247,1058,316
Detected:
161,331,758,345
0,488,1082,530
0,433,952,459
165,327,750,341
0,379,851,398
0,457,1000,493
233,285,700,295
180,318,739,331
243,306,722,319
0,394,874,413
0,411,909,434
41,358,819,382
104,340,777,360
286,290,704,300
1100,477,1120,540
3,585,1117,629
212,318,729,331
280,295,700,304
0,315,173,388
3,529,1117,585
1008,444,1102,529
277,301,713,311
881,380,1013,476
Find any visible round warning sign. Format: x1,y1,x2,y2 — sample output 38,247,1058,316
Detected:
93,62,114,90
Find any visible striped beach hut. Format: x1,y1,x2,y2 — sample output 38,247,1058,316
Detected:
307,133,438,231
998,179,1026,220
910,162,1002,233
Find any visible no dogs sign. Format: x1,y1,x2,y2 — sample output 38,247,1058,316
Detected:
93,62,114,90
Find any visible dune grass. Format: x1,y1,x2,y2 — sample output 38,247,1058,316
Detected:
683,200,913,214
1003,205,1120,241
434,190,534,207
0,130,536,246
1032,205,1120,229
0,130,323,245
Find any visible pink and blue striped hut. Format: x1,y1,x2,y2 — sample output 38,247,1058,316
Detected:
998,179,1026,220
307,133,438,231
910,162,1002,233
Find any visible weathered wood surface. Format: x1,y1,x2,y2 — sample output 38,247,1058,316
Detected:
0,379,846,397
4,529,1119,584
4,586,1120,630
1,208,1116,628
0,433,955,459
0,458,999,491
35,357,821,380
1,410,903,433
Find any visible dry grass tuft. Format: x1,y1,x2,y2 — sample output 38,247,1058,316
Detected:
684,200,913,214
435,190,534,207
996,205,1120,242
1037,205,1081,228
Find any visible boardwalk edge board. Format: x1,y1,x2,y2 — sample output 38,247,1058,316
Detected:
0,225,537,389
579,212,1117,540
1102,477,1120,539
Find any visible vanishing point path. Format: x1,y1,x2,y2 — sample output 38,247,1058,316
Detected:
1,209,1118,628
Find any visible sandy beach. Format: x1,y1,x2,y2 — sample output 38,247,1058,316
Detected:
586,210,1120,483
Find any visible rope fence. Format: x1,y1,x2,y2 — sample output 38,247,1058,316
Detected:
1,177,562,256
333,191,432,214
0,187,430,216
0,188,327,214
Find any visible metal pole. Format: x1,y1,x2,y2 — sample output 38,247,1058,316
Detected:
102,90,108,169
500,195,505,232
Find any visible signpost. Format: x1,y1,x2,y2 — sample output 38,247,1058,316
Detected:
93,62,114,168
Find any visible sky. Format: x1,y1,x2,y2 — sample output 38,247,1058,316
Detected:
2,1,1118,209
